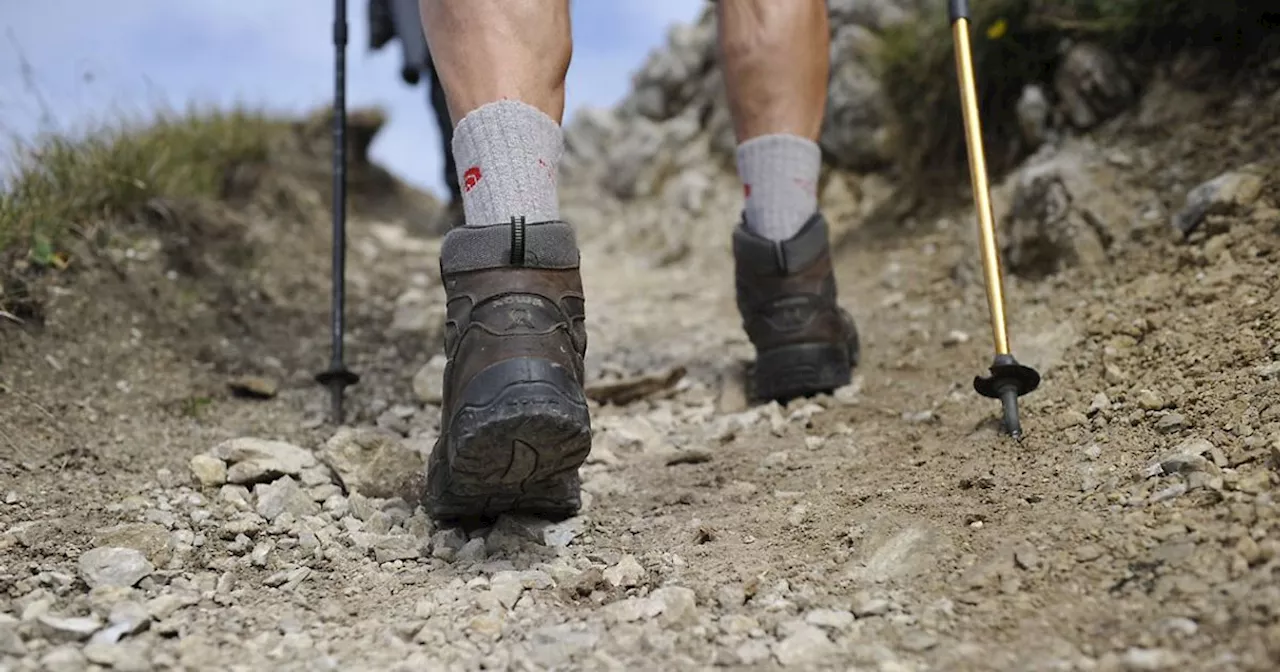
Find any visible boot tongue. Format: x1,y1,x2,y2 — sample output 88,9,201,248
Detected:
733,212,830,275
440,219,580,274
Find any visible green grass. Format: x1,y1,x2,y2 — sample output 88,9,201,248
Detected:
0,108,281,273
877,0,1280,189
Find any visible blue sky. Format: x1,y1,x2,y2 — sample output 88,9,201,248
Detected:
0,1,704,198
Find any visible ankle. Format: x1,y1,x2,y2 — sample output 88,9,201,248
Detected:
451,101,564,227
736,134,821,242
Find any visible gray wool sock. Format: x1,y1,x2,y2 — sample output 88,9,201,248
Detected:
451,100,562,226
735,134,821,241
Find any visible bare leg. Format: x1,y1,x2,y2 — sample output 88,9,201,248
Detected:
718,0,829,143
720,1,861,402
416,0,592,522
420,0,571,124
717,0,829,242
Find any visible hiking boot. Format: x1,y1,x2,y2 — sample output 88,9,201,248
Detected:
427,217,592,520
733,213,861,402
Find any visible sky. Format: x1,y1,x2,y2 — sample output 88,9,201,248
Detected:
0,0,704,199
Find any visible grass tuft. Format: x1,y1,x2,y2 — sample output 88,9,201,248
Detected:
0,108,283,271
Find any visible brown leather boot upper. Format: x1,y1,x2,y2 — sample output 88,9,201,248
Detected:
732,213,859,363
437,218,587,423
427,217,592,519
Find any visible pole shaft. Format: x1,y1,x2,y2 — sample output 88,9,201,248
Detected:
951,18,1011,355
329,0,349,369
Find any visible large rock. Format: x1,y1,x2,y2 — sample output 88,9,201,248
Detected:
320,427,428,500
79,548,153,589
601,113,706,200
1054,42,1136,130
820,24,892,171
623,17,717,122
1172,164,1267,235
211,438,318,485
254,477,320,522
92,524,175,567
996,144,1137,279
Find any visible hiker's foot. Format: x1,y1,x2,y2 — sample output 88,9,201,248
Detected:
733,212,860,402
427,217,592,521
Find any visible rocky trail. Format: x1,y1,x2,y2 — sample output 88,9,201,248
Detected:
4,5,1280,671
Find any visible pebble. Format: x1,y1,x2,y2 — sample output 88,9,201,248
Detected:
1059,410,1088,429
1172,165,1264,234
1120,647,1180,670
254,477,319,522
1088,392,1111,415
106,601,151,637
736,639,773,665
604,595,663,624
320,427,426,499
228,375,279,399
942,330,971,346
854,598,891,618
37,613,103,641
211,438,318,485
488,573,527,609
40,646,88,672
653,585,699,626
1076,545,1104,563
900,631,939,652
805,608,855,630
604,555,646,588
773,624,837,667
0,619,25,656
494,514,585,548
456,538,488,564
542,518,586,548
430,528,467,559
79,547,154,589
1136,389,1166,411
412,355,448,405
92,523,175,567
1155,413,1186,433
188,454,228,486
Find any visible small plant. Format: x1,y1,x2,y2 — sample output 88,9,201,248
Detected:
877,0,1280,191
0,107,283,303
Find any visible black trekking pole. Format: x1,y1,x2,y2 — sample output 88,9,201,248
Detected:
948,0,1040,439
315,0,359,424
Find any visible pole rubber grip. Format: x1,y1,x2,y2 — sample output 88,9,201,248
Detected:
949,0,969,23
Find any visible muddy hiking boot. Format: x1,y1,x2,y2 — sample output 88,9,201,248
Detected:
428,217,592,521
733,213,861,402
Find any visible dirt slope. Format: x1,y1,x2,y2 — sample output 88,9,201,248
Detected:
4,18,1280,672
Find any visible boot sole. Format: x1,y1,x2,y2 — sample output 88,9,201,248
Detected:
754,341,857,403
428,357,592,521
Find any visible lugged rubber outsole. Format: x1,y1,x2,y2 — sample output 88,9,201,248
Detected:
754,340,857,403
428,358,592,521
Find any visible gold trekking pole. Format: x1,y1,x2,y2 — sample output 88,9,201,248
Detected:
949,0,1040,439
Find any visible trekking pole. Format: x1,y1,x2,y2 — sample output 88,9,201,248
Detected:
315,0,360,423
948,0,1040,439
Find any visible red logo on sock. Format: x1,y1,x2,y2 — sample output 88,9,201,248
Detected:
793,178,817,195
744,184,752,198
537,158,555,182
463,166,482,192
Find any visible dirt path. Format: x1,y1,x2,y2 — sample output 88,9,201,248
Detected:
4,74,1280,672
